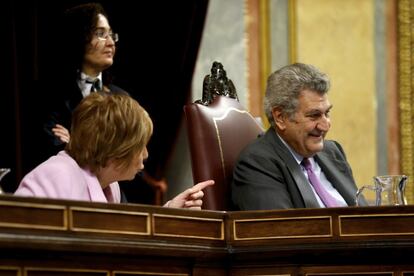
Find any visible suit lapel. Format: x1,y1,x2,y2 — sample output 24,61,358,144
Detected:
269,131,320,208
65,82,83,112
82,169,108,202
315,150,356,205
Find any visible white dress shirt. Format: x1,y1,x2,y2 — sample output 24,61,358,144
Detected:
78,72,103,98
277,134,348,207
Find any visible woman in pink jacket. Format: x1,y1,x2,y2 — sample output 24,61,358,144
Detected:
15,92,214,209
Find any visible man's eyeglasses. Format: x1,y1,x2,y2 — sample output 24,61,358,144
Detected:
94,29,119,42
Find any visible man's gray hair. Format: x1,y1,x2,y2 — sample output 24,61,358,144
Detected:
263,63,330,128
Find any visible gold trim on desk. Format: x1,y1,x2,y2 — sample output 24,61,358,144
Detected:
69,206,150,235
242,274,290,276
0,266,21,276
0,200,67,230
339,213,414,236
305,273,393,276
233,215,332,241
152,214,224,240
113,271,188,276
24,267,109,275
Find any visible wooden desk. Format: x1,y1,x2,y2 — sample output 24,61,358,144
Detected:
0,194,414,275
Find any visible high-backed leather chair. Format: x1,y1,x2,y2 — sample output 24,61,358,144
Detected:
184,62,264,210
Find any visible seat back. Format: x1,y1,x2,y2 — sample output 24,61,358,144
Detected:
184,95,264,210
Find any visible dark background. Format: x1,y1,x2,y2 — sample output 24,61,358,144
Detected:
1,0,209,203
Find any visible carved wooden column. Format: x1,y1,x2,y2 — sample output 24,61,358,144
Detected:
398,0,414,203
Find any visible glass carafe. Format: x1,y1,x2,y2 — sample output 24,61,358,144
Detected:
355,175,408,206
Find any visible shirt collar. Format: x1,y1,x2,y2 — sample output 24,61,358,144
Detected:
276,132,313,165
79,72,102,83
78,72,103,98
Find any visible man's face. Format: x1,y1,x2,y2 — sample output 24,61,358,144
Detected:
273,89,332,157
83,14,116,76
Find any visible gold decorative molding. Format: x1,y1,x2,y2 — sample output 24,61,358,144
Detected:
69,207,150,235
0,200,67,230
398,0,414,204
259,0,271,92
288,0,297,63
113,271,188,276
339,213,414,236
233,215,332,240
152,214,224,240
0,266,20,276
259,0,271,129
25,267,109,275
305,273,392,276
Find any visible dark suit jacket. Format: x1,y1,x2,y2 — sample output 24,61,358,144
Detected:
44,81,124,148
39,80,128,201
231,128,360,210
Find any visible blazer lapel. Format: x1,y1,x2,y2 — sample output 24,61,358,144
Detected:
269,131,320,208
82,169,108,202
315,151,356,205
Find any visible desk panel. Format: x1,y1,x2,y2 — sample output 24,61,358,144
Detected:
233,215,332,240
2,195,414,275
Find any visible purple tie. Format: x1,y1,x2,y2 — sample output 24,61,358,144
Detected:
301,158,338,207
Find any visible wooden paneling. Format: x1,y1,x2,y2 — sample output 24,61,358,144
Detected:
3,195,414,275
0,200,66,230
25,268,108,276
153,214,224,240
0,267,20,276
70,207,150,235
233,215,332,240
339,213,414,236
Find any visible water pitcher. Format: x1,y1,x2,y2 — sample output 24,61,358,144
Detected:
355,175,408,206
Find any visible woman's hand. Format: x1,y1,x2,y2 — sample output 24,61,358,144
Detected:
164,180,214,209
52,124,70,143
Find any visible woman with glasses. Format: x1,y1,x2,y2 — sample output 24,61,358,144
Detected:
46,3,121,145
38,3,193,204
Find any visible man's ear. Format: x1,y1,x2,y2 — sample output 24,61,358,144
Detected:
272,108,287,130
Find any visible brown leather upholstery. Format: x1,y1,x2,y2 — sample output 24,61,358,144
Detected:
184,95,264,210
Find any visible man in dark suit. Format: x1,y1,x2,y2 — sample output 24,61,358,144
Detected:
231,63,361,210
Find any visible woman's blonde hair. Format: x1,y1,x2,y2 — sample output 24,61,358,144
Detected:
66,92,153,173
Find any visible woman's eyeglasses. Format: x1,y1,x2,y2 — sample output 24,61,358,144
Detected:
94,29,119,42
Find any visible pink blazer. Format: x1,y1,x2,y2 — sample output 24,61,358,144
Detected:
14,151,121,203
